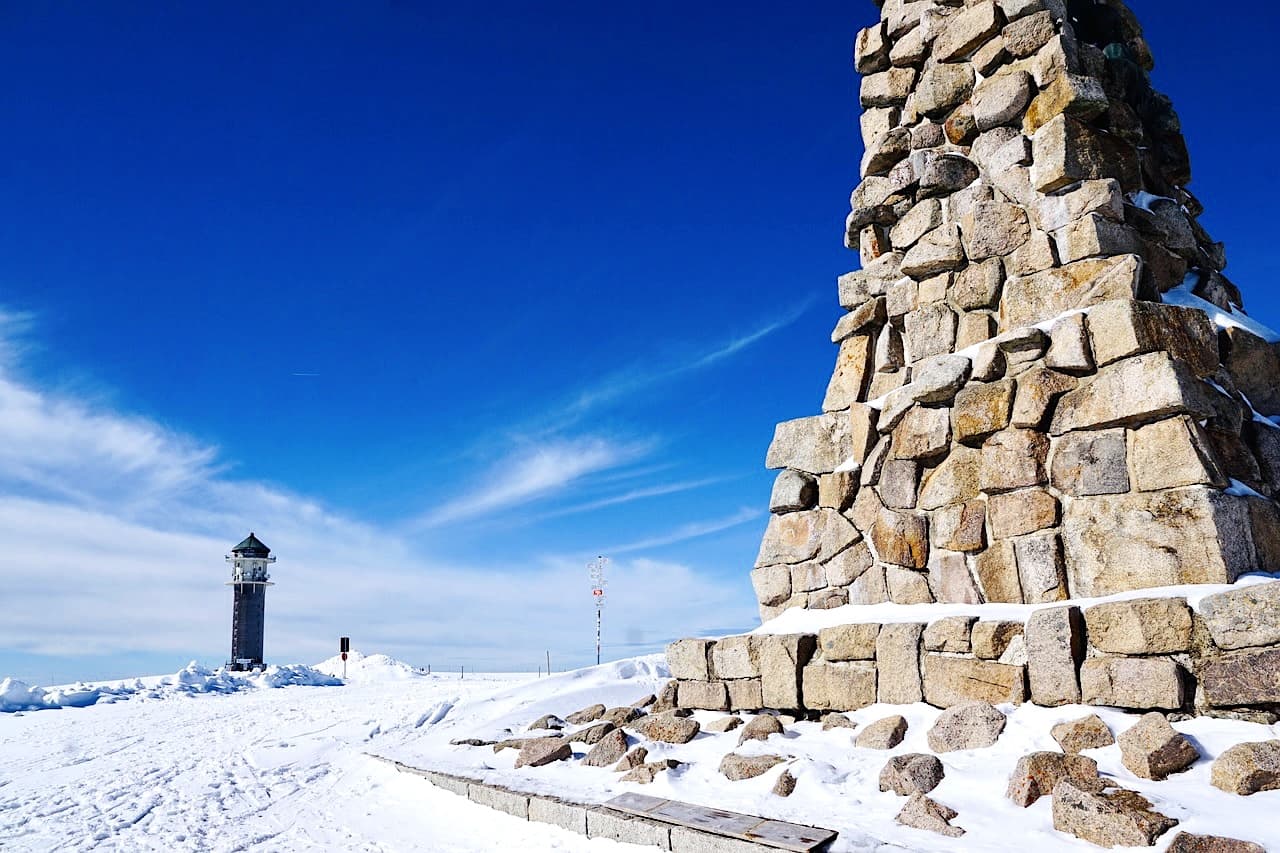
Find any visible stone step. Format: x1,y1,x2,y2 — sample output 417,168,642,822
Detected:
605,792,837,852
371,755,850,852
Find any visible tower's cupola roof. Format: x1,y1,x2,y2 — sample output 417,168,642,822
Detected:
231,532,271,558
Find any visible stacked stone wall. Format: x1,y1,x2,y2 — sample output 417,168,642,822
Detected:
670,581,1280,721
752,0,1280,622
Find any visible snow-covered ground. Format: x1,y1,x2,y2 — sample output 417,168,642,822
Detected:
0,654,647,852
3,650,1276,852
384,655,1279,853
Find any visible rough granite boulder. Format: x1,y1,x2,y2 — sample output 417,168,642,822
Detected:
1051,714,1115,753
895,792,965,838
1051,779,1178,847
880,753,945,796
927,702,1007,752
737,714,784,746
703,715,743,734
1117,713,1199,781
582,728,629,768
565,704,606,725
1210,740,1280,796
719,753,786,781
514,736,572,769
632,712,700,745
1167,833,1266,853
1007,751,1101,807
614,746,648,772
622,759,681,784
857,715,909,750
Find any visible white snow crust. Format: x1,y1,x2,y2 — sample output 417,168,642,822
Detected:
1164,274,1280,343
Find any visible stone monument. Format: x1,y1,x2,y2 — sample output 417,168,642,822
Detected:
667,0,1280,721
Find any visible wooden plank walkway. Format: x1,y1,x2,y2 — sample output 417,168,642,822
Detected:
604,792,838,853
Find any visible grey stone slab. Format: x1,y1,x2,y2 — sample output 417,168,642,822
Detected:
467,783,529,820
604,794,837,852
587,808,674,849
529,795,589,835
671,826,774,852
425,771,471,798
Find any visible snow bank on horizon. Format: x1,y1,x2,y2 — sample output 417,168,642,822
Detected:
313,650,426,683
0,661,340,713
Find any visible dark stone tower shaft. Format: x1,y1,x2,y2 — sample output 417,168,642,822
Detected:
227,532,274,671
230,582,267,668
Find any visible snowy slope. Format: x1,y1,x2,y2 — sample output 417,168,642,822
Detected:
4,653,1276,852
0,660,645,852
384,656,1279,853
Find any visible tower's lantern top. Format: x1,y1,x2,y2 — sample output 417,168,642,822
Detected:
231,532,271,558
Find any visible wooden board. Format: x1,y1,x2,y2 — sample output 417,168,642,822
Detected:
603,793,837,852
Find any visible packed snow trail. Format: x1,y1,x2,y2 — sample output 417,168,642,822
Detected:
0,667,645,852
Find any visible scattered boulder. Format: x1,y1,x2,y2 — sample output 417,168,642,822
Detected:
1006,751,1101,807
880,753,945,796
614,746,648,772
1210,740,1280,796
821,712,855,730
1051,714,1115,753
856,715,908,749
527,714,566,732
1167,832,1266,853
738,714,784,746
601,706,644,727
630,693,657,709
514,736,572,769
568,722,615,745
1051,779,1178,847
582,728,629,768
1118,713,1199,780
449,738,494,747
927,702,1006,752
493,738,531,753
652,681,678,713
703,715,743,733
773,769,798,797
621,759,681,784
565,704,606,725
632,712,700,744
719,753,786,781
895,792,964,838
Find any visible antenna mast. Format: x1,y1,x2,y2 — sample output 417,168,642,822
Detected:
589,555,608,666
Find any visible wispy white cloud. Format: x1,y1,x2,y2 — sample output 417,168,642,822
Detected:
530,477,725,521
0,308,762,679
409,436,651,528
557,298,815,421
605,507,763,555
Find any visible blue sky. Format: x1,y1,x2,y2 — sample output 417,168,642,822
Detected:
1,1,1277,683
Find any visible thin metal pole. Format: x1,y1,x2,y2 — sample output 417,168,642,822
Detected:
546,650,551,675
596,609,601,665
